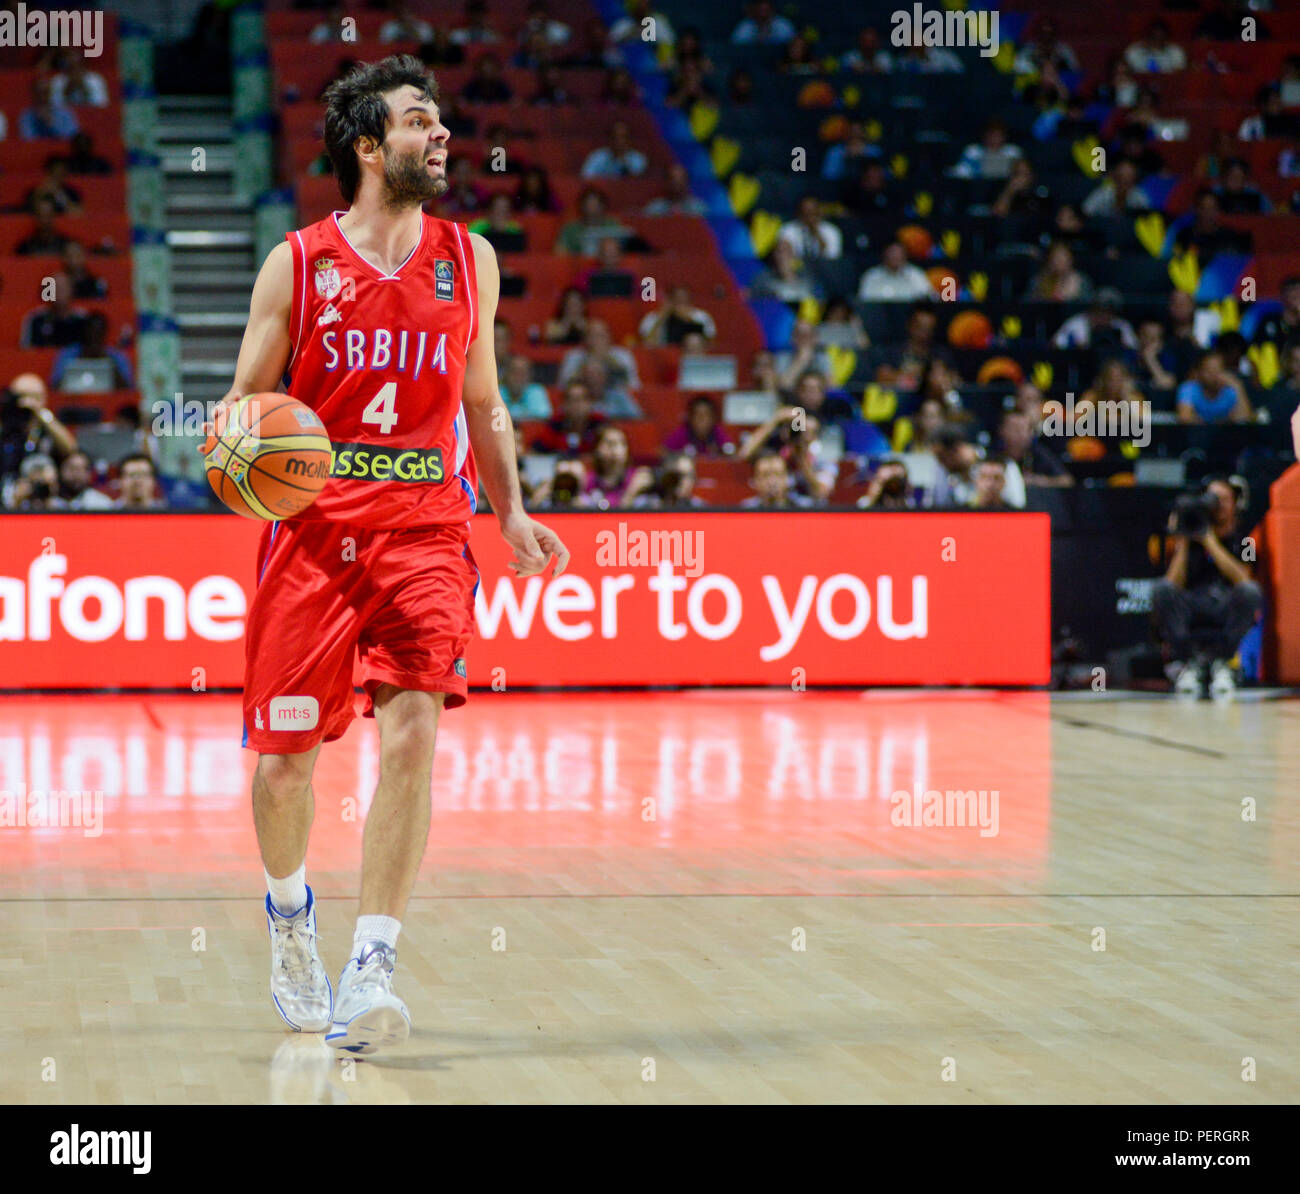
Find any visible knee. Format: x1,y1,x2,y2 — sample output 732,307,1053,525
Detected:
256,752,315,802
378,693,442,773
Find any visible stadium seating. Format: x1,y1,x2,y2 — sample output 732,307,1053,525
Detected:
0,19,139,455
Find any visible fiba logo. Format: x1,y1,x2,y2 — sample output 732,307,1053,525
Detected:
434,258,455,302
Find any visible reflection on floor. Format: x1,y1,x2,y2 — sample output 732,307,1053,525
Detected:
2,691,1295,1103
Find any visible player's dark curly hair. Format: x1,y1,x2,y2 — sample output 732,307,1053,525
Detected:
322,55,439,205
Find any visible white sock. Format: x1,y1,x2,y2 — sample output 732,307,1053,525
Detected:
354,915,401,952
266,864,308,916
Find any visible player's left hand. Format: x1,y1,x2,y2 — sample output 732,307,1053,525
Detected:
501,511,569,578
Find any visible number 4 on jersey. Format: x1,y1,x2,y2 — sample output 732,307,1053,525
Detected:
362,382,398,434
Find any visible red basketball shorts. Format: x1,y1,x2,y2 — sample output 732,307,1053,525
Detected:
242,517,479,754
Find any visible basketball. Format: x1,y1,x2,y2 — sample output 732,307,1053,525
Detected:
203,394,332,520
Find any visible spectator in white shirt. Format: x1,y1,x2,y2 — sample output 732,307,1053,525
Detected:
1082,159,1152,217
1124,21,1186,74
51,55,109,108
1012,19,1078,77
638,285,716,345
451,0,500,45
858,242,937,303
518,0,571,47
1052,289,1139,351
842,28,894,74
751,238,821,303
580,120,648,178
774,320,834,390
57,450,114,509
778,196,843,261
949,119,1023,180
558,320,641,390
895,44,965,73
732,0,797,45
1238,85,1289,142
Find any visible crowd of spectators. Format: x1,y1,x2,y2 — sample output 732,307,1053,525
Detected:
11,1,1300,522
454,0,1300,515
1,41,167,512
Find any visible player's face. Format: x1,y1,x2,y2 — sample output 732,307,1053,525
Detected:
379,86,450,207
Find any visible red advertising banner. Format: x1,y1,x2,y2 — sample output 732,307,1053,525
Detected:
0,512,1050,688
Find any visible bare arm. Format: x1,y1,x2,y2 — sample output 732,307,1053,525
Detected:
464,232,568,577
740,407,794,461
1140,345,1175,390
218,240,294,409
462,234,525,521
1229,380,1253,424
22,400,76,456
1165,535,1188,587
777,347,814,392
199,241,293,455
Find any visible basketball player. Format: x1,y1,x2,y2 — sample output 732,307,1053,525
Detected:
202,56,569,1053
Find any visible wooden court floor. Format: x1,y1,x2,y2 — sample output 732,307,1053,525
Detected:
1,689,1296,1104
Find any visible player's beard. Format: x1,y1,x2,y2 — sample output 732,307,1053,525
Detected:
380,144,447,210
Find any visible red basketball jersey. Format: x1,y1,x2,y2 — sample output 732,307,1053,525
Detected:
282,210,480,529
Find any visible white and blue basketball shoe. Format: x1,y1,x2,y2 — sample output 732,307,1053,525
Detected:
326,942,411,1054
266,887,333,1032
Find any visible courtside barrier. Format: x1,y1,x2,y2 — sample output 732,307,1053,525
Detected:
0,511,1051,688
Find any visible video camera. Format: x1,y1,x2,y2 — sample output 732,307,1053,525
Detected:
1171,490,1219,538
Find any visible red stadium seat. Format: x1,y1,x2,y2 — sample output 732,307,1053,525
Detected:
0,256,134,304
692,458,752,505
0,214,131,256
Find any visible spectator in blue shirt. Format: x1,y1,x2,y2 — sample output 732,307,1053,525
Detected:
732,1,796,45
19,78,79,140
50,314,134,390
499,354,553,421
821,121,880,181
1176,350,1252,424
580,120,647,179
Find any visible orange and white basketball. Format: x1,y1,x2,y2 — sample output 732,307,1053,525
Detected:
203,393,332,520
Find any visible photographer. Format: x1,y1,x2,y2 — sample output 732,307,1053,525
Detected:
631,454,706,509
1,373,77,505
8,453,61,511
739,404,836,504
532,457,591,511
856,458,914,509
1153,477,1262,696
